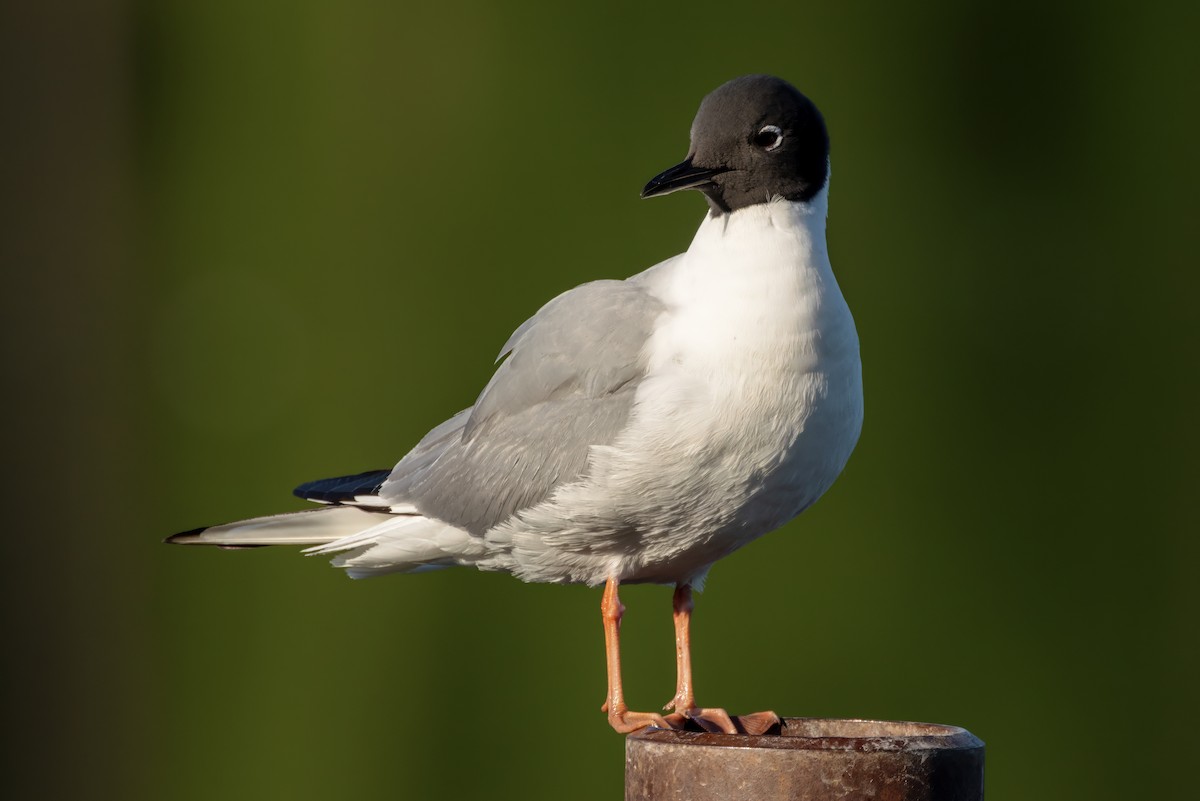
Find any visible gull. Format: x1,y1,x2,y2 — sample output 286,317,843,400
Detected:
170,75,864,735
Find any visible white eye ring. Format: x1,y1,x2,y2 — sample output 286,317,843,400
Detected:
754,124,784,151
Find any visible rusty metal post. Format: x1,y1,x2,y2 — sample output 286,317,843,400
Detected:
625,718,984,801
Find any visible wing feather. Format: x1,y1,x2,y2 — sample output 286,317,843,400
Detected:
379,278,666,534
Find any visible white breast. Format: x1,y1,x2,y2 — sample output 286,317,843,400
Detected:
498,190,863,587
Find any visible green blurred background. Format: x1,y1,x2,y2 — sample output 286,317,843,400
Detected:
3,1,1197,799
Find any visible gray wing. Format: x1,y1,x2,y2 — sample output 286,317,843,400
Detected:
379,278,667,535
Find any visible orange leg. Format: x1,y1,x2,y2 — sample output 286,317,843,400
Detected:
599,578,780,735
662,584,737,734
600,577,681,733
667,584,696,712
664,584,782,736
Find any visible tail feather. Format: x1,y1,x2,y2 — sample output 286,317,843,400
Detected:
168,506,483,580
166,506,389,547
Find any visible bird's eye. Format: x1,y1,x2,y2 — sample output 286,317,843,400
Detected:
753,125,784,151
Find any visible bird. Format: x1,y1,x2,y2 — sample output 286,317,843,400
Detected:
169,74,864,735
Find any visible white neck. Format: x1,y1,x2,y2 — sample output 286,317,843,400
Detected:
683,185,832,291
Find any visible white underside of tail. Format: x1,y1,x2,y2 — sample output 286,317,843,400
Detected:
303,514,485,578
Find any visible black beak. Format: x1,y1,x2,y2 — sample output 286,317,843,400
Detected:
641,157,729,199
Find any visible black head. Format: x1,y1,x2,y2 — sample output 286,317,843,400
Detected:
642,75,829,214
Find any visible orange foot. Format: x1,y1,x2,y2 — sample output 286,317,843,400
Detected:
678,706,738,734
733,710,783,735
679,709,782,735
663,697,782,735
602,700,685,733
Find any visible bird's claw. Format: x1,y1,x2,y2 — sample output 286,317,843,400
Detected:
663,694,742,734
658,701,783,735
606,699,781,735
606,707,678,733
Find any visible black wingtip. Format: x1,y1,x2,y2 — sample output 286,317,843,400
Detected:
293,469,391,504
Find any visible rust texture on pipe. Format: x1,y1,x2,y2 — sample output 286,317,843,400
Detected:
625,717,984,801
